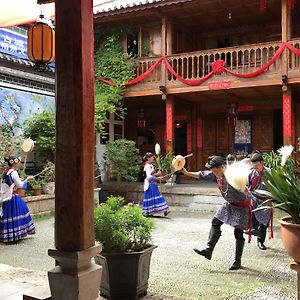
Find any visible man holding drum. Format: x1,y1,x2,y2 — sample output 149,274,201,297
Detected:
182,155,251,270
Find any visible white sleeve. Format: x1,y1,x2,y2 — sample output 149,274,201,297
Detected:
144,164,153,180
11,170,24,188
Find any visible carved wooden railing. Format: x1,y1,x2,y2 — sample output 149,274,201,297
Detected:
289,38,300,70
130,40,286,91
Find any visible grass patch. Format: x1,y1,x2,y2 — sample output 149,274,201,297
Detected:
32,211,54,222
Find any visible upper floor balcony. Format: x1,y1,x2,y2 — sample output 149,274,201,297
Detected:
124,39,300,98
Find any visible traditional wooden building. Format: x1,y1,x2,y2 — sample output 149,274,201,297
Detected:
94,0,300,169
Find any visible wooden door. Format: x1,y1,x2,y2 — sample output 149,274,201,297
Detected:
252,111,273,152
202,114,231,165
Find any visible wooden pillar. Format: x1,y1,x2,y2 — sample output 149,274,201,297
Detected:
165,96,174,153
47,0,102,299
161,18,167,87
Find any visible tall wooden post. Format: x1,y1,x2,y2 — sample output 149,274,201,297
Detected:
47,0,102,299
281,0,293,145
165,96,174,153
161,17,167,87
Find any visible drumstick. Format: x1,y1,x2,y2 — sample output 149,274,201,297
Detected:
21,153,28,179
29,167,50,180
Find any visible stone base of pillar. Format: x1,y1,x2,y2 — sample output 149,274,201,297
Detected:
48,245,102,300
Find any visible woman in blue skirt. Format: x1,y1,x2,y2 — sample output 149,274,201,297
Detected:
0,156,35,243
142,152,170,216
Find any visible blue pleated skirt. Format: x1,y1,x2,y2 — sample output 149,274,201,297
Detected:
143,183,169,216
0,194,35,243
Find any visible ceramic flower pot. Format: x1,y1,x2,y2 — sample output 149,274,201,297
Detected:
279,217,300,263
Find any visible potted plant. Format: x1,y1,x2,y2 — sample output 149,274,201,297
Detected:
39,161,55,194
257,145,300,263
31,178,42,196
104,139,141,182
94,196,156,299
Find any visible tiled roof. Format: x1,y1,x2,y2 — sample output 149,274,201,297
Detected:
0,53,55,73
93,0,163,14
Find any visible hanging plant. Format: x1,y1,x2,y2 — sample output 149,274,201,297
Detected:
94,28,136,134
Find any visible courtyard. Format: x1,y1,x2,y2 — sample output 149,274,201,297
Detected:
0,206,297,300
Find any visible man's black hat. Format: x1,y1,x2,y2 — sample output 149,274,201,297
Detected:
205,155,224,169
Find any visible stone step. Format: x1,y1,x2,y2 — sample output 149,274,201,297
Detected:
23,285,51,300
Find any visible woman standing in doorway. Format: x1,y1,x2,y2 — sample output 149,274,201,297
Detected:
0,156,35,243
142,152,170,217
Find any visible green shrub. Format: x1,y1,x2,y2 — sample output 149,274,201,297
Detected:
104,139,141,182
23,112,55,163
94,196,154,253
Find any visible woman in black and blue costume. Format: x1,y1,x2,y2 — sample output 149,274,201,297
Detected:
0,156,35,243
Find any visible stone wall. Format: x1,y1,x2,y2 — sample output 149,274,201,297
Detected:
24,194,55,215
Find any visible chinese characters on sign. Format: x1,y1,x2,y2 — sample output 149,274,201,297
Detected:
0,28,28,59
208,80,232,90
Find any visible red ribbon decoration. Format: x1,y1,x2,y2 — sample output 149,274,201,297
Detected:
163,57,214,86
212,59,225,74
98,42,300,87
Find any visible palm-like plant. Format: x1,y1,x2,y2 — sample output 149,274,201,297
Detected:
257,145,300,224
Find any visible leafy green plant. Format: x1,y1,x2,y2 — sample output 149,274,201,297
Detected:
257,146,300,224
94,31,136,134
94,196,154,252
23,112,55,163
38,161,55,185
0,124,21,171
30,177,42,189
104,139,141,182
153,152,173,174
262,150,281,169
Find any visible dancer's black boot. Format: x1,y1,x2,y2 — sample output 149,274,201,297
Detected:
257,225,267,250
193,226,221,260
229,239,245,270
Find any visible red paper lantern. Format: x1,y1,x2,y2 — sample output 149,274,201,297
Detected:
27,16,55,70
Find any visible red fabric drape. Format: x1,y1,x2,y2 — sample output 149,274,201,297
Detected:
98,42,300,87
163,57,214,86
224,43,286,78
126,57,164,85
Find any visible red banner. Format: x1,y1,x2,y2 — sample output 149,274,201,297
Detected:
208,80,231,90
166,100,173,141
283,95,292,139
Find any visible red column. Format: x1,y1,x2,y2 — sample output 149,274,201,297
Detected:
283,92,293,145
196,118,203,149
165,97,174,153
187,122,192,154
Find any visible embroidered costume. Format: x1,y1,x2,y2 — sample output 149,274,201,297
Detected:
0,168,35,243
199,170,250,230
142,162,169,216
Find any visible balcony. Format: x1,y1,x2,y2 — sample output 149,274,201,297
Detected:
125,39,300,97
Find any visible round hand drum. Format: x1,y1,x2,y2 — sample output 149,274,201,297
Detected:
21,138,35,179
171,155,186,172
22,138,35,153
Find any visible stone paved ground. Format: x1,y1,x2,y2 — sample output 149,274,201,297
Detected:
0,207,297,300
